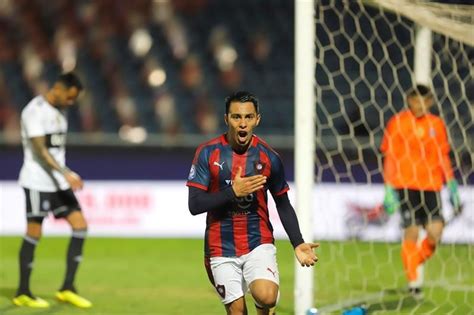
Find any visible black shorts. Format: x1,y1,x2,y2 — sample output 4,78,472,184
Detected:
23,188,81,223
397,189,444,228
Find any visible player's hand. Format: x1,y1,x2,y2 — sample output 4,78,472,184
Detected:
64,170,84,191
447,179,462,216
383,184,399,215
295,243,319,267
232,166,266,197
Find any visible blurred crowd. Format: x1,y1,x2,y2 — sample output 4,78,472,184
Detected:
0,0,471,147
0,0,294,143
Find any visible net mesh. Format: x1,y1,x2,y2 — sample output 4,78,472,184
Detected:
313,0,473,313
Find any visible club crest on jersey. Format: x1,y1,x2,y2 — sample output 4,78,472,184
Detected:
215,284,226,298
42,200,50,210
253,161,266,174
429,128,436,137
188,165,196,180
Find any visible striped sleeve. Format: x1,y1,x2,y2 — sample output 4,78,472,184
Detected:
268,151,290,197
186,145,210,191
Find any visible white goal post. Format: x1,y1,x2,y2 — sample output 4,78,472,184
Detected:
294,0,316,314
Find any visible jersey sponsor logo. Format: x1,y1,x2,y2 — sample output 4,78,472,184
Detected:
228,193,256,216
213,161,225,170
236,194,254,210
45,133,66,148
416,127,425,138
188,165,196,180
228,209,251,216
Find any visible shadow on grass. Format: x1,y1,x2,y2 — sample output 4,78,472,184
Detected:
0,287,16,299
0,287,69,314
0,286,17,307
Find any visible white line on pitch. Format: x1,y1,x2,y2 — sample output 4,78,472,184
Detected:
425,280,474,292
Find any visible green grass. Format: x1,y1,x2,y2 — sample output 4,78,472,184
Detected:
0,238,472,314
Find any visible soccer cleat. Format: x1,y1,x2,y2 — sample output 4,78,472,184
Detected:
56,290,92,308
12,294,50,308
408,287,424,301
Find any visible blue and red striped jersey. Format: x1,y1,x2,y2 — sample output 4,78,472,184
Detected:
186,134,289,258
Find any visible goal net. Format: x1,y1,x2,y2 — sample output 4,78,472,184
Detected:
297,0,473,313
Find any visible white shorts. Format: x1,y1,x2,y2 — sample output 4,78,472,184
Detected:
208,243,280,305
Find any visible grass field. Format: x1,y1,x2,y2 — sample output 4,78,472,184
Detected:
0,237,472,314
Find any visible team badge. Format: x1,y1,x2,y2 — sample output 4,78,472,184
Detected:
188,165,196,180
42,200,50,210
216,284,226,298
253,161,266,174
429,128,436,137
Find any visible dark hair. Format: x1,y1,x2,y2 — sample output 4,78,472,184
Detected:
407,84,432,99
225,91,259,114
56,72,83,91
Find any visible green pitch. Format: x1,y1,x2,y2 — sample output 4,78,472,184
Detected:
0,238,472,314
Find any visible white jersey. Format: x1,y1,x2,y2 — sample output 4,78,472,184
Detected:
19,95,70,192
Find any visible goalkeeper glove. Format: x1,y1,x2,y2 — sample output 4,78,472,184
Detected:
447,179,462,216
383,185,399,215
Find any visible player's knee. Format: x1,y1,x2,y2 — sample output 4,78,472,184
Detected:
67,210,88,230
26,222,43,239
253,288,278,309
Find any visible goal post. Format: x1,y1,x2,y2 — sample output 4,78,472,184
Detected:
294,0,316,314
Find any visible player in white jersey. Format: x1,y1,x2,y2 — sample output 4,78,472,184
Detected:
13,73,92,309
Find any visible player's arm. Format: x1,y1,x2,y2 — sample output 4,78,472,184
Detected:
188,186,236,215
437,120,462,214
30,136,83,190
274,192,319,267
188,167,266,215
380,119,399,214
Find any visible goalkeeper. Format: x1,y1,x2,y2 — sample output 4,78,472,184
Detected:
380,84,462,299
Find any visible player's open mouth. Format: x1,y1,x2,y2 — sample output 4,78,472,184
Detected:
237,131,248,144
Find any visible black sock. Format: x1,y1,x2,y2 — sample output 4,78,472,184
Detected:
17,236,39,297
60,229,87,292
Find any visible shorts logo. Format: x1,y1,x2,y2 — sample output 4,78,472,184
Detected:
267,267,277,278
188,165,196,180
42,200,50,210
216,284,226,298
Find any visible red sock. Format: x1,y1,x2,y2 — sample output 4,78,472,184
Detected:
419,237,436,264
401,240,421,282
